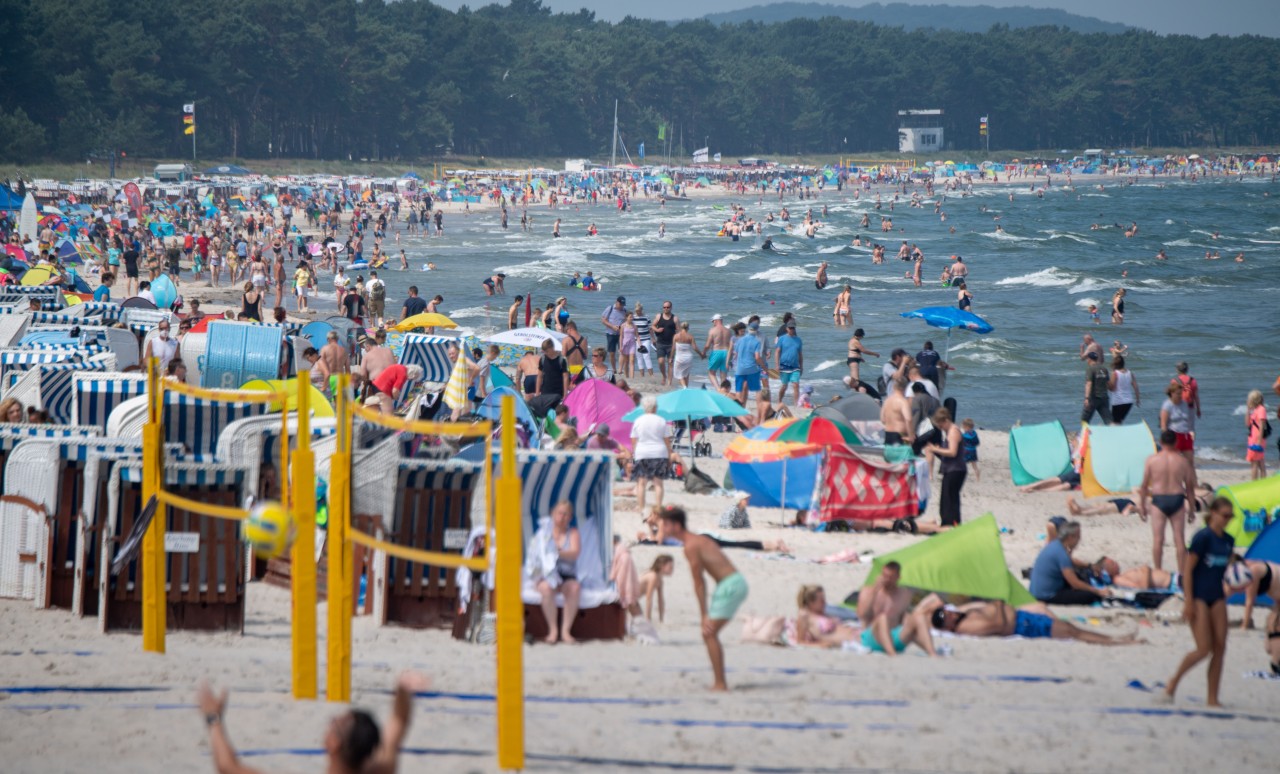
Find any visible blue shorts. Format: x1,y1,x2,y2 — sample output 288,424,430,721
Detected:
779,369,801,385
1014,611,1055,639
861,626,907,654
708,350,728,372
605,333,619,353
734,373,762,393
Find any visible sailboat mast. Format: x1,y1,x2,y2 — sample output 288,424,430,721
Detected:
611,100,618,168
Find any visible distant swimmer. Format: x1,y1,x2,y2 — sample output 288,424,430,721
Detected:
587,223,598,236
1235,252,1245,262
1156,249,1167,260
658,222,666,238
815,261,829,290
1125,222,1139,238
552,218,562,238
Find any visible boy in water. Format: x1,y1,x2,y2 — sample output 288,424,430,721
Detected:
659,506,748,691
1088,304,1100,324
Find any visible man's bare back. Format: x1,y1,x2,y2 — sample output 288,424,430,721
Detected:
881,391,912,437
683,532,737,584
362,345,395,382
320,342,349,376
1142,448,1196,497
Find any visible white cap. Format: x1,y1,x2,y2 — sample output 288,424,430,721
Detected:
732,490,751,502
711,313,723,321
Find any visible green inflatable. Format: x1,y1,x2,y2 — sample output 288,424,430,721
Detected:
1217,474,1280,550
863,514,1035,607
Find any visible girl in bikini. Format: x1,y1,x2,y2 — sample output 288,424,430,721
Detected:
793,585,860,647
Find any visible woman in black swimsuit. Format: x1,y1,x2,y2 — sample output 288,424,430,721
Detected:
846,327,877,384
240,281,263,322
956,281,973,311
1112,288,1126,324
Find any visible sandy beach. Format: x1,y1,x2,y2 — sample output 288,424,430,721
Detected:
1,425,1276,773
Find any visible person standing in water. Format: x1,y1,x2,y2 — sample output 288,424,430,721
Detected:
704,314,732,385
815,261,829,290
833,284,851,325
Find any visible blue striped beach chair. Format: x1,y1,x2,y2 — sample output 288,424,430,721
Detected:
5,354,115,425
397,333,456,384
72,373,148,431
101,460,249,633
515,451,621,640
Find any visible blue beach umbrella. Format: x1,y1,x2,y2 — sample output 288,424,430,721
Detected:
900,306,994,368
621,387,747,423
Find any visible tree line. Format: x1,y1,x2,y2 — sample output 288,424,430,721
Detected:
1,0,1277,164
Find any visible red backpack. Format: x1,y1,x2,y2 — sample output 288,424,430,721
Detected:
1173,374,1198,408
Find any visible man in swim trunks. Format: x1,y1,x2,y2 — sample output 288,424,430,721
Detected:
704,314,732,385
561,321,588,381
732,322,766,407
1139,429,1198,571
880,375,915,447
658,506,748,691
919,595,1138,645
508,295,524,330
858,561,912,631
815,261,828,290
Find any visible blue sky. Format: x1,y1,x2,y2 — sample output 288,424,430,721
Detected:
441,0,1278,37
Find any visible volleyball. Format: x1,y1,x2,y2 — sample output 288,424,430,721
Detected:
1223,562,1253,591
245,501,292,559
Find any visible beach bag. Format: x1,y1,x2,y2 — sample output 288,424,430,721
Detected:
684,463,718,494
369,281,386,303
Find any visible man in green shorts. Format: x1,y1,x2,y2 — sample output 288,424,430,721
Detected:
659,506,748,691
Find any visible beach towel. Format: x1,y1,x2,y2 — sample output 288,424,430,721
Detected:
610,541,640,609
523,517,561,586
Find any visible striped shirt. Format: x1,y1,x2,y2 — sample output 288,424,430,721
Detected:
633,314,652,342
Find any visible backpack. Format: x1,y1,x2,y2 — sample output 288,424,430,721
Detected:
369,281,386,302
1174,374,1198,407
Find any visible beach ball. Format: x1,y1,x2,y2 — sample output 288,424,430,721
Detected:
1223,562,1253,592
245,500,292,559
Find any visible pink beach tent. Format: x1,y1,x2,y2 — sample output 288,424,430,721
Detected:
563,379,635,451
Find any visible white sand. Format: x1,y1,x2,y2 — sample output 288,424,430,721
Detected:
1,431,1277,772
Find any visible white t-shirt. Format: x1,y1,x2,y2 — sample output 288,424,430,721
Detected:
1109,369,1135,404
910,378,940,401
631,413,672,460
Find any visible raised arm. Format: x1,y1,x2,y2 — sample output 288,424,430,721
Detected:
196,683,266,774
370,672,430,774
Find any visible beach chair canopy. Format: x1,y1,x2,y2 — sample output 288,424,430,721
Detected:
812,446,918,523
1079,422,1154,497
397,333,455,383
1008,420,1073,486
863,514,1035,607
518,451,614,607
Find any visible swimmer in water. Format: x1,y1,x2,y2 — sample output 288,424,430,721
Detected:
815,261,829,290
1156,249,1167,260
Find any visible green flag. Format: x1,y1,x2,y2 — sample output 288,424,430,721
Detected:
657,122,666,141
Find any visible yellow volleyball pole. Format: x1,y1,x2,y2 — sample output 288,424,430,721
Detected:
326,373,353,703
141,356,166,654
495,395,524,769
291,371,318,699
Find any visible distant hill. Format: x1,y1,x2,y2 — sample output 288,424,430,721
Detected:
699,2,1134,34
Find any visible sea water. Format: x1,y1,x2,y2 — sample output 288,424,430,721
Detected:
368,178,1279,460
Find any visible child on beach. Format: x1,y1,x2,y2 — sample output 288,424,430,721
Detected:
961,419,981,482
658,506,748,691
719,491,752,529
639,555,675,623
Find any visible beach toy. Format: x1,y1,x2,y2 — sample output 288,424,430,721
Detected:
151,274,178,309
245,500,292,559
1223,562,1253,591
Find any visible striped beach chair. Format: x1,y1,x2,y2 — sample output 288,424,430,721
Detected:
516,451,621,640
72,373,149,431
5,353,117,425
397,333,456,384
18,325,140,371
106,391,272,460
0,348,81,390
101,460,249,634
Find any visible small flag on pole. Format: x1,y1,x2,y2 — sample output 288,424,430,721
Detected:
184,125,196,135
979,115,988,136
657,123,666,141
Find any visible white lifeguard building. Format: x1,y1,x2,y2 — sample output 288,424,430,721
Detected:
898,109,944,154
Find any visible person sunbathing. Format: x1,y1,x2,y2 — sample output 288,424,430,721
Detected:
793,585,861,647
857,560,912,630
1019,469,1081,492
917,594,1140,645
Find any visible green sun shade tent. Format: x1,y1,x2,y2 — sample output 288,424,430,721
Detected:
1008,420,1073,486
862,514,1035,607
1217,474,1280,550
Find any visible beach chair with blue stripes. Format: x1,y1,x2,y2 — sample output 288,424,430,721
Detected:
100,460,249,633
71,373,149,431
4,353,116,425
515,450,622,640
397,333,455,385
106,391,272,461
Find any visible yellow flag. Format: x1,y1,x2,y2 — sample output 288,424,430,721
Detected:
184,125,196,135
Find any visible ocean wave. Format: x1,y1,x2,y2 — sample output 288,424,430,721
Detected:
749,266,812,283
712,253,747,268
811,359,841,373
1247,239,1280,245
1231,404,1247,416
1218,344,1246,353
1161,239,1198,247
1074,297,1100,309
995,267,1075,287
1068,279,1114,295
1196,446,1244,463
817,245,847,254
447,304,499,320
1043,231,1097,245
981,231,1045,242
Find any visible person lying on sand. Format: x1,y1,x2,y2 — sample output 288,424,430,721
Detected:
1019,469,1081,492
793,585,862,648
197,671,428,774
917,594,1140,645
